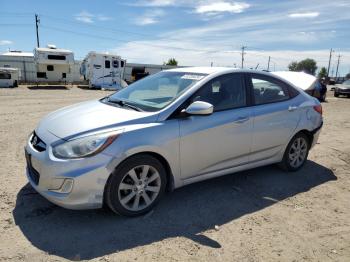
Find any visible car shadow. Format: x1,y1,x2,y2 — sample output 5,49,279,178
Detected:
76,85,94,90
13,160,336,260
27,85,69,90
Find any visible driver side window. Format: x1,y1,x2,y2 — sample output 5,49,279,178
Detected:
192,73,246,112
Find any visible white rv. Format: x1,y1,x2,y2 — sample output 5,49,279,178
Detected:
124,63,177,83
34,45,74,83
0,67,20,88
81,52,127,89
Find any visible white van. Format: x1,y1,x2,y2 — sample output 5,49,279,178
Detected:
81,52,127,90
0,67,20,88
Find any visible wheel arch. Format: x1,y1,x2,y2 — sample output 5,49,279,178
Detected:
104,151,175,199
294,129,314,148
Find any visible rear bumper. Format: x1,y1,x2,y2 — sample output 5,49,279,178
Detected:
311,121,323,148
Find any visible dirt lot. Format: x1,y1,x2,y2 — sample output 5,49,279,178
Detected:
0,85,349,261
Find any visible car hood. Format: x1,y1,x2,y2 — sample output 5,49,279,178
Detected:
336,84,350,89
36,100,156,139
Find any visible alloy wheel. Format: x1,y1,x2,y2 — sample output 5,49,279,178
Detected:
117,165,161,211
288,137,308,168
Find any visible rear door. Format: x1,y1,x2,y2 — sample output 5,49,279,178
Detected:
247,73,300,162
179,73,253,180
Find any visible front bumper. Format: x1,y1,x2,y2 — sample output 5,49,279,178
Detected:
336,88,350,95
25,135,114,210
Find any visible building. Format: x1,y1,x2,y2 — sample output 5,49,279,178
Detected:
0,51,36,83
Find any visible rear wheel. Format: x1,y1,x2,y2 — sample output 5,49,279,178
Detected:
105,154,167,216
279,133,310,171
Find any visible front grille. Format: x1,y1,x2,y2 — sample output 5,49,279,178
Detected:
30,132,46,152
25,150,40,185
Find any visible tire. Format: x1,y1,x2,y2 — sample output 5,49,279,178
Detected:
279,133,310,172
105,154,167,216
334,92,339,97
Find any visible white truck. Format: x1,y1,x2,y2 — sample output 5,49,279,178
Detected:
0,67,20,88
81,52,127,90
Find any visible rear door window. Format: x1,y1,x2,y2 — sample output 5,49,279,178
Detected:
250,74,289,105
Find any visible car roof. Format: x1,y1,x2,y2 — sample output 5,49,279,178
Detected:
166,66,240,74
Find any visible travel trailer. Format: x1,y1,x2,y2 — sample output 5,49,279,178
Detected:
34,45,75,83
81,52,127,89
124,63,177,83
0,67,20,88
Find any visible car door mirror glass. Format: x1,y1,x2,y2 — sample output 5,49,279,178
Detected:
185,101,213,115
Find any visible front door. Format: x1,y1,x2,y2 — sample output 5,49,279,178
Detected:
179,73,253,180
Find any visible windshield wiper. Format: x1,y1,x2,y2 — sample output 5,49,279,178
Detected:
106,97,143,112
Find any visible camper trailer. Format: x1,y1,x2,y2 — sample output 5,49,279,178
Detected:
34,45,74,83
81,52,126,89
0,67,20,88
124,63,177,83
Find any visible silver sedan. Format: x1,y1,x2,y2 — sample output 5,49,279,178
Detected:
25,67,323,216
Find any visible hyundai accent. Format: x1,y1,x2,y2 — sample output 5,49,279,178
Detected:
25,67,323,216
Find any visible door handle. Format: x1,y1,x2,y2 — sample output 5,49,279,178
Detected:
233,116,249,124
288,106,298,111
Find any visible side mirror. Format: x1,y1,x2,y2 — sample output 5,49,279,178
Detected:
185,101,213,116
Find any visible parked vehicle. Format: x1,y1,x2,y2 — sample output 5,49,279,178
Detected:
0,67,19,88
25,67,323,216
81,52,127,90
123,63,176,83
34,45,75,83
334,79,350,97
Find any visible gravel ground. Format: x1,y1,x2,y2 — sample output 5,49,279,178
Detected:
0,85,349,262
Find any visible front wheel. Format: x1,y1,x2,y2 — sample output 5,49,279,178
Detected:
334,92,339,97
105,154,167,216
279,133,310,171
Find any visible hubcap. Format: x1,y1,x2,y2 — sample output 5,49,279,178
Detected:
288,137,308,168
118,165,161,211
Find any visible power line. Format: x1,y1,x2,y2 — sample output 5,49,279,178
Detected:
40,25,236,54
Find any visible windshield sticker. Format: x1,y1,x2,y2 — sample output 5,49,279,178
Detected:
181,74,205,80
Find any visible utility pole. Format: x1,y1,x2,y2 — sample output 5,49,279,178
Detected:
335,54,341,79
267,56,271,71
241,46,246,68
327,48,333,77
35,14,40,48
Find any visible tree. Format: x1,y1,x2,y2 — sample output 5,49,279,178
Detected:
346,73,350,79
318,67,327,79
288,58,318,75
288,61,299,71
164,58,178,66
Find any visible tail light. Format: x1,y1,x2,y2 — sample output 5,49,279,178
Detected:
313,105,322,115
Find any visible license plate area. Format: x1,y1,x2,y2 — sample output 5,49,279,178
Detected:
25,149,40,185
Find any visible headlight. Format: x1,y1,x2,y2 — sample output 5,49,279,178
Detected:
52,132,119,159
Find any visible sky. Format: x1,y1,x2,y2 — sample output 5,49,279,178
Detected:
1,0,350,76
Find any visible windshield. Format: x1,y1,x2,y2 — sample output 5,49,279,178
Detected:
107,71,207,112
